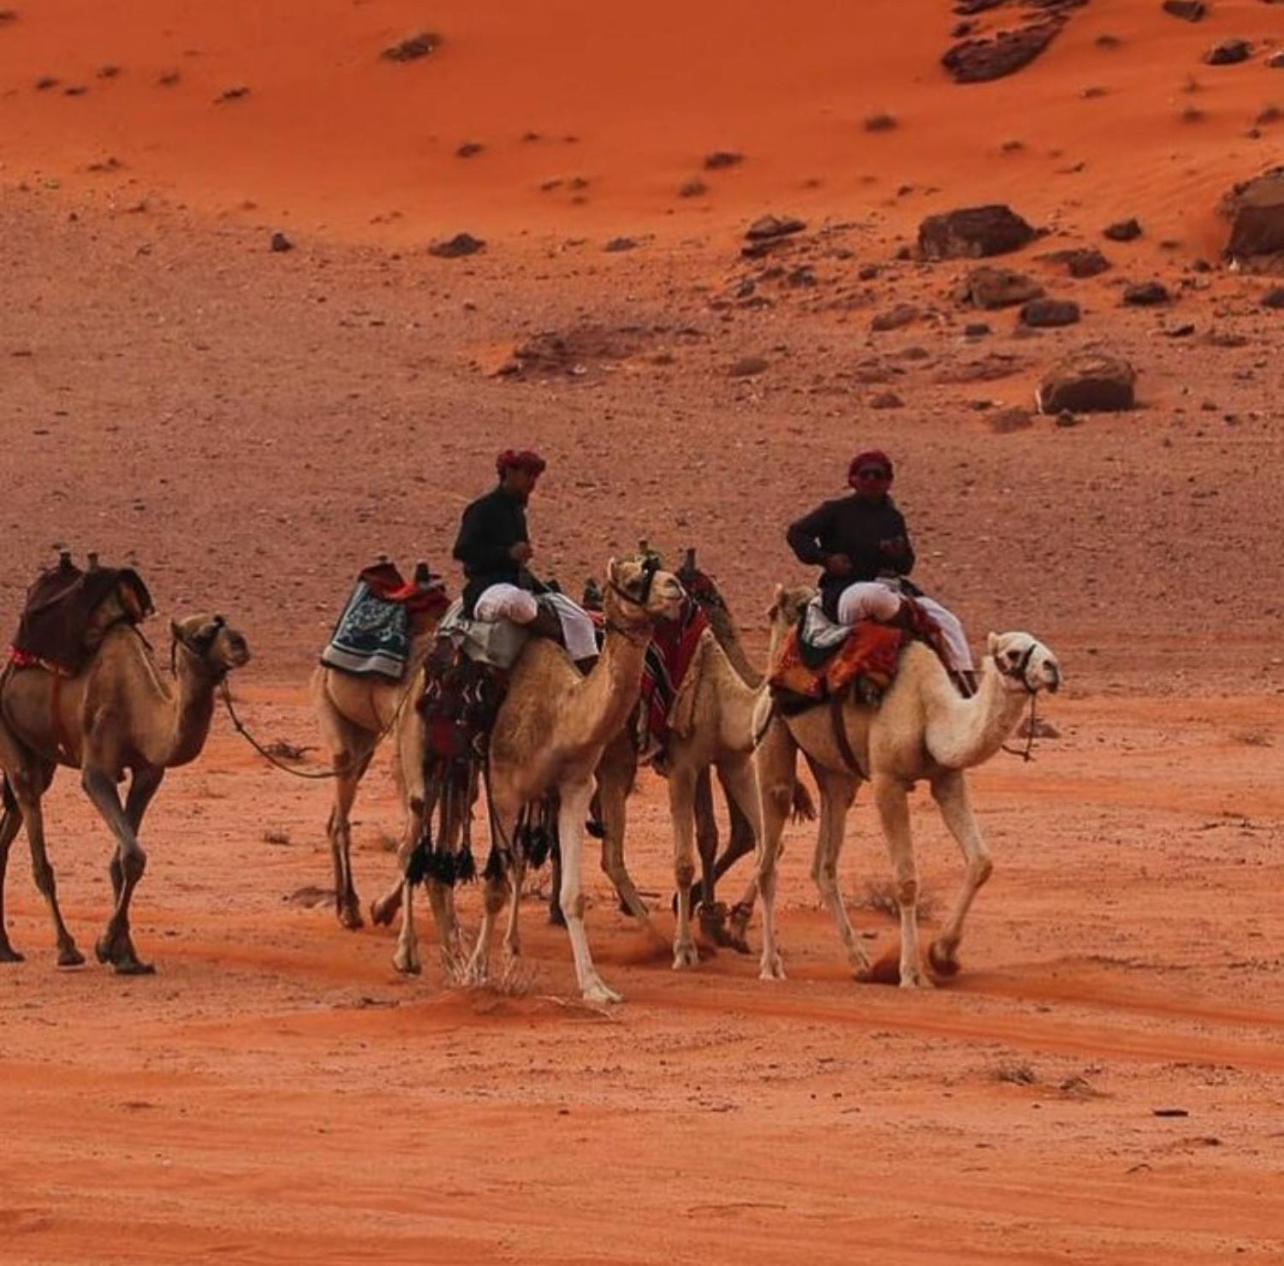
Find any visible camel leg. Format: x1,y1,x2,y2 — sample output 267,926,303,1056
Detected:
809,765,870,977
597,760,651,925
465,808,516,985
503,852,527,960
370,874,404,927
326,752,370,930
81,767,152,974
668,764,701,970
0,806,25,962
693,766,718,909
926,770,993,977
709,754,762,956
557,778,621,1003
753,721,796,982
392,878,421,975
870,773,928,989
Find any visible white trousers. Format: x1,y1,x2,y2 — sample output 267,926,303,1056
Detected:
473,584,598,662
836,581,974,672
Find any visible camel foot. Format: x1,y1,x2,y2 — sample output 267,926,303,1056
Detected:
0,942,24,964
899,965,933,989
369,896,398,927
502,939,522,963
392,946,422,976
547,904,567,929
582,978,623,1005
727,903,754,955
337,901,364,931
671,941,699,971
758,952,786,982
113,957,156,976
59,942,86,968
927,939,961,979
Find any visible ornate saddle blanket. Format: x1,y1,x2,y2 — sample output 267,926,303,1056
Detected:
768,597,944,713
638,599,710,760
321,561,446,681
10,554,153,677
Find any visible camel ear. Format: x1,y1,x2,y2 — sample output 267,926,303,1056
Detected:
606,557,620,586
986,632,1000,657
767,583,784,619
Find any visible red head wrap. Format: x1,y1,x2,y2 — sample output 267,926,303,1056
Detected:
847,449,894,487
496,449,547,476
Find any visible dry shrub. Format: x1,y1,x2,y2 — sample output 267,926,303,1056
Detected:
858,877,940,922
444,953,536,997
261,828,291,846
992,1062,1037,1085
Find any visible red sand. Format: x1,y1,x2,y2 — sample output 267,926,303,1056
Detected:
1,2,1283,1262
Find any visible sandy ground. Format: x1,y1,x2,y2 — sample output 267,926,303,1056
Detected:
2,1,1284,1262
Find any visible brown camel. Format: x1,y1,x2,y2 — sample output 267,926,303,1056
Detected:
0,611,251,972
753,585,1061,988
393,555,684,1002
311,595,444,931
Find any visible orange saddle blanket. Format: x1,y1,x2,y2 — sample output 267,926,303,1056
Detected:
768,620,906,704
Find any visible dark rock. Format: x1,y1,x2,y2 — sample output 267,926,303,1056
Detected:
870,391,904,409
959,265,1044,308
1038,349,1136,413
1042,246,1111,277
786,266,817,287
1162,0,1206,19
1103,218,1142,241
455,141,484,158
964,321,992,337
858,264,880,281
383,32,441,62
988,406,1034,433
1165,323,1197,336
603,236,637,252
745,214,806,241
428,232,485,258
919,204,1036,259
1268,51,1284,70
704,151,744,170
678,179,708,198
870,303,919,332
942,21,1062,84
1021,297,1081,327
729,356,769,378
1205,38,1252,65
1123,280,1170,305
269,231,293,253
1222,169,1284,259
1263,288,1284,309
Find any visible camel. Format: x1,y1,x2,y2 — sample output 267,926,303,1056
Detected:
0,610,251,972
311,585,444,931
752,584,1061,988
393,555,684,1003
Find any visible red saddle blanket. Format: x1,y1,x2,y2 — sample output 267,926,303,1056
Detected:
639,601,709,752
768,620,906,703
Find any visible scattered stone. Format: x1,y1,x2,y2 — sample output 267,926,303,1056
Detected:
964,321,992,337
729,355,768,378
383,32,441,62
603,236,638,252
988,406,1034,433
678,178,708,198
920,205,1036,259
1263,287,1284,308
34,75,58,90
455,141,484,158
786,266,817,287
942,22,1063,84
870,303,919,332
157,70,180,86
1043,246,1111,277
97,64,121,78
1103,218,1142,241
1222,168,1284,259
428,232,485,258
1268,51,1284,70
1166,322,1197,336
269,231,293,253
745,214,806,241
959,265,1044,309
864,112,897,132
1205,38,1252,65
857,264,881,281
1162,0,1206,19
870,390,904,409
704,151,744,170
1038,348,1136,413
64,84,87,96
1124,280,1170,305
214,85,249,103
1021,297,1081,327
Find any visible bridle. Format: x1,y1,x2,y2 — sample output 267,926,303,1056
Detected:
996,641,1040,695
170,615,230,680
606,557,661,644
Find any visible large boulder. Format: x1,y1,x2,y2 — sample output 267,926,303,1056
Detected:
1222,169,1284,260
942,22,1062,83
919,205,1036,259
1037,349,1136,413
957,265,1044,309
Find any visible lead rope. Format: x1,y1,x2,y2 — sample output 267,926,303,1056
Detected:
1000,689,1039,763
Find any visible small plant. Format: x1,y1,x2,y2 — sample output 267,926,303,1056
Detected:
261,829,291,846
992,1062,1037,1085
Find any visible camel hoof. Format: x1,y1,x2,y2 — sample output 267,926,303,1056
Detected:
60,944,87,968
547,905,567,929
0,943,24,964
758,955,786,982
927,940,961,978
392,951,421,977
338,905,364,931
583,980,623,1005
671,943,699,971
369,898,396,927
899,969,933,990
113,959,156,976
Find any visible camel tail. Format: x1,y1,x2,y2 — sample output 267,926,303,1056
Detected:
1,774,13,814
790,779,816,824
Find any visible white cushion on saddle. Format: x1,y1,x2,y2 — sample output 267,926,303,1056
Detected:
437,598,531,670
800,598,852,653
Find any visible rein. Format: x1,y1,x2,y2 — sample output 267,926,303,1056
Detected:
997,644,1041,762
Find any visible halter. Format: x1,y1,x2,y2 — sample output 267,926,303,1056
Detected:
608,555,660,610
996,641,1039,695
170,615,229,680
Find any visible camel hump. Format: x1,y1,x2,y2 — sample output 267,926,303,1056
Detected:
11,554,153,676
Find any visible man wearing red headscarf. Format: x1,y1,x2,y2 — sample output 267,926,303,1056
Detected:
786,450,976,691
453,450,598,665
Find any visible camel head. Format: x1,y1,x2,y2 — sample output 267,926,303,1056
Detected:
603,556,684,630
767,583,817,634
169,614,252,680
985,632,1061,695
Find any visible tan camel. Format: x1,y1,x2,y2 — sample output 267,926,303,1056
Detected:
394,555,684,1002
753,585,1061,988
311,603,443,930
0,612,251,972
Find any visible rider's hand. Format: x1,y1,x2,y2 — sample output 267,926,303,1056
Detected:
510,542,533,563
823,554,853,577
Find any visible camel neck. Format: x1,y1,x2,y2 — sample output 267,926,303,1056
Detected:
925,660,1029,769
162,652,219,767
572,620,650,750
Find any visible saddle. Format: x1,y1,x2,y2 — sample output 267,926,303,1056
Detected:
10,552,153,677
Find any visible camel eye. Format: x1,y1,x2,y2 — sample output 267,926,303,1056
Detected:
1007,648,1022,664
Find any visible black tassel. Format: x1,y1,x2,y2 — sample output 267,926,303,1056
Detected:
524,825,552,869
482,845,507,883
405,836,432,887
455,845,477,884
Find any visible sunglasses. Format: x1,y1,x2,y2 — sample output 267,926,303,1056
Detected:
855,467,891,480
